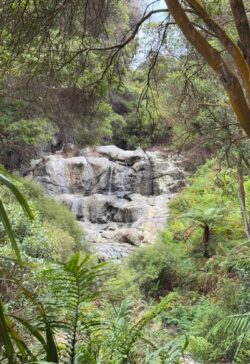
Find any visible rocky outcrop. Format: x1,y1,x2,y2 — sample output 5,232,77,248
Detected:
96,145,145,164
32,147,184,196
31,145,186,260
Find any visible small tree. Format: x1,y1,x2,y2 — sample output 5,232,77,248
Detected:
183,207,224,257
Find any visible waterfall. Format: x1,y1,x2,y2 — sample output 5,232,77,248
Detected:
71,196,82,218
108,163,114,195
119,164,129,197
32,146,185,260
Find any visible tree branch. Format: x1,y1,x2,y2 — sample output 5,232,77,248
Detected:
229,0,250,66
165,0,250,138
186,0,250,105
56,9,169,71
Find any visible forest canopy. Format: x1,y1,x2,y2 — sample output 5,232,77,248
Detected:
1,0,250,143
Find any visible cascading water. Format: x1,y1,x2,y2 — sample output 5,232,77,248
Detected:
32,145,185,260
118,164,129,198
108,163,114,196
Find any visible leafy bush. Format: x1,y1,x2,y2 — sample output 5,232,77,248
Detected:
127,240,194,298
6,118,55,145
0,176,85,261
22,180,84,248
187,336,215,363
1,202,77,261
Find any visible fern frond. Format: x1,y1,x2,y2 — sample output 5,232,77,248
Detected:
40,253,105,364
0,171,33,262
209,312,250,362
210,313,250,338
1,253,106,363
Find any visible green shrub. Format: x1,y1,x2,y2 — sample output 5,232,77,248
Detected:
127,240,194,298
23,180,84,248
187,336,215,363
6,118,55,145
0,178,86,261
0,203,76,261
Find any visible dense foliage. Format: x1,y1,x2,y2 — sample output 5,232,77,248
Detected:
0,174,84,262
1,160,250,363
114,161,250,363
0,1,250,363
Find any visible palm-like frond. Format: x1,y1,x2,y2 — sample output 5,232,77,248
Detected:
0,301,15,362
0,169,33,262
183,207,224,226
0,172,34,219
42,253,106,364
209,312,250,362
0,199,22,262
0,265,59,363
0,301,34,363
0,253,105,363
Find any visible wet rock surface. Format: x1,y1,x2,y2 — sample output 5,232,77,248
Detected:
31,145,186,260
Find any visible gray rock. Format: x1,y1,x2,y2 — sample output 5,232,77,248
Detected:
62,143,79,156
56,194,84,219
109,228,144,246
31,146,186,259
114,200,146,223
96,145,145,164
88,194,115,223
94,242,134,260
30,158,42,170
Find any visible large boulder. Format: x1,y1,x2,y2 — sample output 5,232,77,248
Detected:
96,145,145,164
88,194,116,223
56,194,84,219
146,151,185,194
34,155,111,195
102,228,144,246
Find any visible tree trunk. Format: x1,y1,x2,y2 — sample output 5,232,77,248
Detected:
237,155,250,239
165,0,250,138
186,0,250,105
229,0,250,67
203,224,210,258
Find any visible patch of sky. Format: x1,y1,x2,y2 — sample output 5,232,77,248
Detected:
131,0,187,69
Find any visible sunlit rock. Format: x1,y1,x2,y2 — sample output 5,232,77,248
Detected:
31,146,186,260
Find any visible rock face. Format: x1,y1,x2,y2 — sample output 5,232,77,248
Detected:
31,145,185,259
